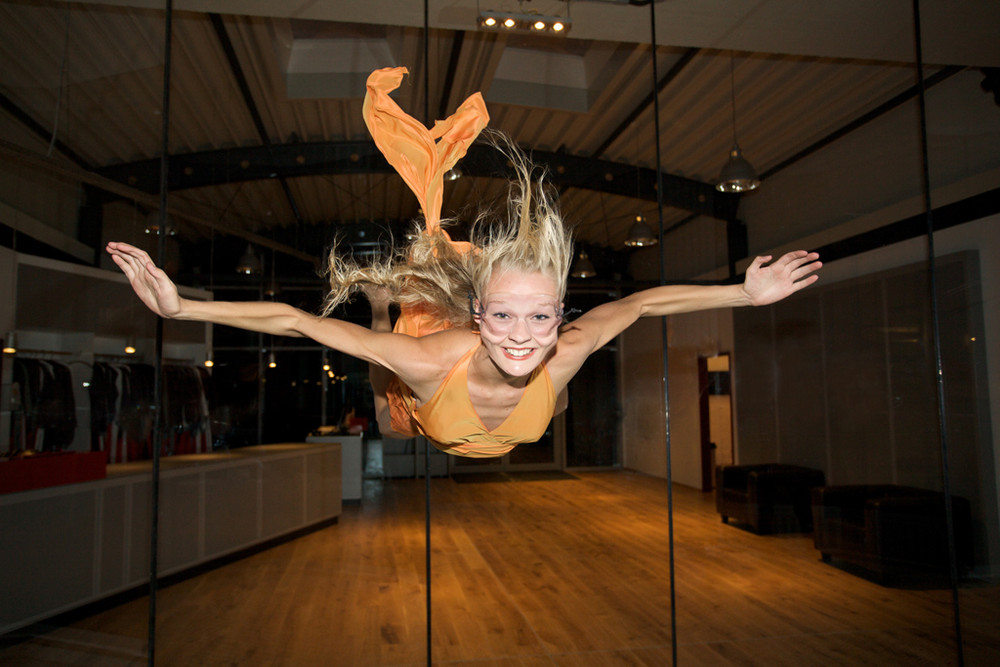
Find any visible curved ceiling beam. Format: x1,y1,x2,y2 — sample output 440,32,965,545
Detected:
94,140,739,221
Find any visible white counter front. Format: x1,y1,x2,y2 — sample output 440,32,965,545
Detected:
0,442,341,635
306,434,363,501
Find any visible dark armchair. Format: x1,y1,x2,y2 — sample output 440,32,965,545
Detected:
716,464,826,534
811,484,973,584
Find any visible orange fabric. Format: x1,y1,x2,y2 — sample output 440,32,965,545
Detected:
400,340,556,458
363,67,488,237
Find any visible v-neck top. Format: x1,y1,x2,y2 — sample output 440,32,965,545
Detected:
403,340,556,458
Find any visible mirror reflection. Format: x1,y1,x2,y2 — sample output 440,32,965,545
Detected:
1,1,997,664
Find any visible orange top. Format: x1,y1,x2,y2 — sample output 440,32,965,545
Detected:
406,339,556,458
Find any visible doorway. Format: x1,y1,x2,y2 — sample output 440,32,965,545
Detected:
699,353,734,491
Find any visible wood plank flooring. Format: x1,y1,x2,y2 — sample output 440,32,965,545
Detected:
2,471,998,665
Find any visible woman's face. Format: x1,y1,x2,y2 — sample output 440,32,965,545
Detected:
475,269,563,378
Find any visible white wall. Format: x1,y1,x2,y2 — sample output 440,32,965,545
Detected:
620,307,734,488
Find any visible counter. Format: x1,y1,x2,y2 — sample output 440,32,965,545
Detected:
0,442,341,635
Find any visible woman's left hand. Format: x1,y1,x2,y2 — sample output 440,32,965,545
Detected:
741,250,822,306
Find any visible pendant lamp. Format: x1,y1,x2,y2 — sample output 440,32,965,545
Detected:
2,331,16,355
236,243,262,276
570,249,596,278
716,54,760,193
624,214,657,247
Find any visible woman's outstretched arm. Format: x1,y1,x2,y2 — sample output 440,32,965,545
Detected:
553,251,822,365
106,241,448,386
108,241,314,337
632,250,822,317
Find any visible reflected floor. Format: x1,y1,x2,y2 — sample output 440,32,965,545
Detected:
2,471,997,666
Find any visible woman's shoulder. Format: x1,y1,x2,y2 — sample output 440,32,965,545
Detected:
420,327,479,360
394,327,480,400
396,326,479,372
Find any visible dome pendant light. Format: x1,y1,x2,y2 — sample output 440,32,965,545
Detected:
570,249,596,278
236,243,262,276
624,214,658,247
717,54,760,193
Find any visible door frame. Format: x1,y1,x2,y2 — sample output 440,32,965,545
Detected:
699,352,734,491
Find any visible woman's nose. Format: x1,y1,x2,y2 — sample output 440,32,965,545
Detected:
508,317,532,342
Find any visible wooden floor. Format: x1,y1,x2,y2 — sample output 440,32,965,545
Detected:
2,471,999,666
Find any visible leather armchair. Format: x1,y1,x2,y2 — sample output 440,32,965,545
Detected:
811,484,973,584
716,464,826,534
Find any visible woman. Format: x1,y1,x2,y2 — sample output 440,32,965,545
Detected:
107,68,821,458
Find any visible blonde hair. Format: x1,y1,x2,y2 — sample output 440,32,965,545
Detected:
320,134,573,326
468,133,572,305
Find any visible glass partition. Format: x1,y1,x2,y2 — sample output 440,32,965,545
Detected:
1,1,997,665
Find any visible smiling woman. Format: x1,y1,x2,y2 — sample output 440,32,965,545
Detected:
106,66,822,458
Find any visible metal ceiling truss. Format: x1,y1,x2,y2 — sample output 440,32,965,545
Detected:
94,140,739,222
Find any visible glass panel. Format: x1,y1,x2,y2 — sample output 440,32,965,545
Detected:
3,1,998,664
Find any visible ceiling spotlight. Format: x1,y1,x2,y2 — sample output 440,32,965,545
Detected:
478,12,571,34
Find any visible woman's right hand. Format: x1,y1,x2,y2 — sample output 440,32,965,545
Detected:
106,241,184,319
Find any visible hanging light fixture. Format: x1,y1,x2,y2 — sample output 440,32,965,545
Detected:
570,249,596,279
624,214,658,247
5,235,19,355
263,250,280,297
144,211,177,236
2,331,16,355
478,9,571,34
236,243,262,276
444,165,462,181
717,54,760,193
124,335,137,355
205,227,215,369
268,351,277,369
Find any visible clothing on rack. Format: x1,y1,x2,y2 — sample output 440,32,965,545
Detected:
89,362,210,463
162,365,211,456
90,362,154,463
9,358,77,453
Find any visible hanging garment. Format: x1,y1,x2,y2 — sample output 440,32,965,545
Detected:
11,358,77,452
